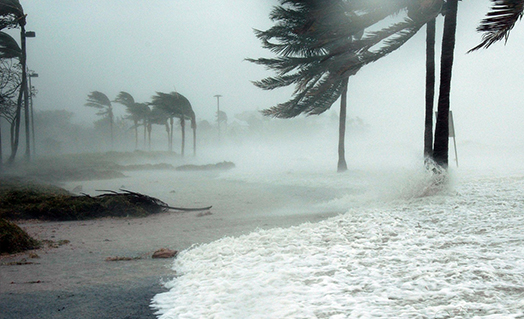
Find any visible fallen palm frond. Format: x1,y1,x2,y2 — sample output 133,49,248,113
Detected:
95,189,212,212
0,187,212,221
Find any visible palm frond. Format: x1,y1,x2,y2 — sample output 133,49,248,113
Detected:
86,91,112,108
0,30,20,58
469,0,524,52
113,91,135,107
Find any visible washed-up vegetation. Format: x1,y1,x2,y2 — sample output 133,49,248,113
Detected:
0,218,40,254
0,184,179,221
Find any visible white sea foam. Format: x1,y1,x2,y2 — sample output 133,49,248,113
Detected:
151,167,524,318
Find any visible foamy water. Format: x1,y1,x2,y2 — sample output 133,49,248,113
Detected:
150,159,524,318
151,137,524,318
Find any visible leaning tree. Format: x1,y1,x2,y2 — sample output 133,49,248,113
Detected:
249,0,441,172
113,91,151,150
85,91,114,149
150,91,196,156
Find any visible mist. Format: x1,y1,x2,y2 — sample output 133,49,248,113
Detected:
3,1,524,318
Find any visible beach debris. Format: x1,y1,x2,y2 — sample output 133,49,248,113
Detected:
105,256,143,262
152,248,178,259
196,211,212,217
95,189,213,212
176,161,235,171
1,258,37,266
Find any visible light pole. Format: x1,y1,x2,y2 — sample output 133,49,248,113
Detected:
28,71,38,157
214,94,222,141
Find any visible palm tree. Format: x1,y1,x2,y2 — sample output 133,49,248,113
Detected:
135,102,151,150
249,0,438,172
85,91,114,149
150,91,196,156
470,0,524,52
424,18,436,161
148,105,170,151
0,31,20,166
114,91,150,150
433,0,459,168
0,0,26,164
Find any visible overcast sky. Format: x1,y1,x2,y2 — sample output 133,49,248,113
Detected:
17,1,524,148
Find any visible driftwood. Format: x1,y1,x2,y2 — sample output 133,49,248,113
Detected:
94,189,212,212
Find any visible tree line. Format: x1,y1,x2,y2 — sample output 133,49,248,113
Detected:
249,0,523,173
85,90,197,156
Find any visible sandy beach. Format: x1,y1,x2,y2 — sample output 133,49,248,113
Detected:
0,169,343,319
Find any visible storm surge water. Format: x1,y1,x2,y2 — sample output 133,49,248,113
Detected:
150,132,524,318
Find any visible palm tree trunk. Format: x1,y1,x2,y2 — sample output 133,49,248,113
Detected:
180,118,185,157
166,122,171,152
147,123,152,151
424,18,436,160
337,77,349,173
134,119,138,149
8,82,24,164
143,119,147,150
433,0,458,169
109,109,114,150
192,117,196,156
169,118,174,152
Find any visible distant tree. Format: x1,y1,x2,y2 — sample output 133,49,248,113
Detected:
150,91,196,156
147,105,170,151
249,0,439,172
113,91,151,150
85,91,114,149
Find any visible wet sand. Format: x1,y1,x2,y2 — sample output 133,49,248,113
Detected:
0,170,342,319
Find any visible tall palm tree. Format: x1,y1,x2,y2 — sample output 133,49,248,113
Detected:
433,0,459,168
85,91,114,149
249,0,438,172
424,18,436,161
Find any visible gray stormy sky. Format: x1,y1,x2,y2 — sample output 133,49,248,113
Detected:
17,1,524,149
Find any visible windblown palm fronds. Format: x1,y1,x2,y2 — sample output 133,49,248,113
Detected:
249,0,436,118
0,31,20,58
469,0,524,52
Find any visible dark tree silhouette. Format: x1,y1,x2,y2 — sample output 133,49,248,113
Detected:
249,0,440,172
85,91,114,149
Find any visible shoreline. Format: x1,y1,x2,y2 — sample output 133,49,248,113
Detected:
0,170,343,319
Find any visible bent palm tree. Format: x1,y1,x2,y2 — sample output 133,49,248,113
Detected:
85,91,114,149
150,91,196,156
114,91,150,150
249,0,439,172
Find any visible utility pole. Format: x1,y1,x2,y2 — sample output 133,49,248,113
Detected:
28,71,38,157
214,94,222,141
